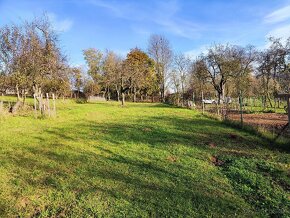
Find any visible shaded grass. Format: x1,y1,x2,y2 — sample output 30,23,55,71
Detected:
0,100,289,217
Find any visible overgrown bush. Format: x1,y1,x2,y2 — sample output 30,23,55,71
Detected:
75,98,88,104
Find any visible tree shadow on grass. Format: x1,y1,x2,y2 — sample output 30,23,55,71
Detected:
4,111,289,216
32,112,288,161
84,115,285,153
6,137,254,217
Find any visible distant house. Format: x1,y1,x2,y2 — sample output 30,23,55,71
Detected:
87,95,106,102
5,89,16,95
71,90,106,102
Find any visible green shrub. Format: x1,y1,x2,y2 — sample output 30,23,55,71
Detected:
75,98,88,104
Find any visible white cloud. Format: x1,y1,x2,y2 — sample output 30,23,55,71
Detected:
149,0,202,39
48,13,73,32
88,0,124,17
131,26,151,37
154,18,201,39
264,5,290,23
88,0,202,39
114,49,129,57
266,23,290,40
184,45,208,60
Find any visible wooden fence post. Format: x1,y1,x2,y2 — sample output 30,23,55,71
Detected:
0,93,3,114
287,97,290,125
33,94,37,116
46,93,50,117
201,91,205,115
52,93,56,116
192,91,195,107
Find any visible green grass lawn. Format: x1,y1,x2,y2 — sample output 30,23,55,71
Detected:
0,100,289,217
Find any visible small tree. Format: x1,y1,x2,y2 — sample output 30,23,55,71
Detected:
201,44,238,104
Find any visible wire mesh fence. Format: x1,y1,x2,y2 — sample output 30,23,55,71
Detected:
194,96,289,137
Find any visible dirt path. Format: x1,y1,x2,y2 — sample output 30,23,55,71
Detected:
227,113,288,130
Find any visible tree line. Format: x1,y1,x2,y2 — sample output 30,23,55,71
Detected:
0,16,289,108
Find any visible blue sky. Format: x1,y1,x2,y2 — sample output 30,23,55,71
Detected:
1,0,290,66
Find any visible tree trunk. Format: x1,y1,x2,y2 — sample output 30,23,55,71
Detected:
121,92,125,106
176,93,180,106
33,84,44,114
116,85,120,102
23,90,26,104
121,77,125,106
218,91,222,105
133,86,136,102
160,75,165,103
266,93,273,108
116,90,120,101
181,84,185,106
108,87,111,101
15,84,21,101
11,100,22,114
162,86,165,103
218,81,225,105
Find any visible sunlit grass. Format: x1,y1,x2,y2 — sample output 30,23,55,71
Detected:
0,99,289,217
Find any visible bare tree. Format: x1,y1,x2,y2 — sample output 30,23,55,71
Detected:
201,44,238,104
0,24,26,100
0,15,69,112
102,50,122,101
71,67,84,98
26,16,68,103
169,69,181,105
148,34,172,102
190,57,212,101
172,53,191,105
257,37,290,107
231,45,257,97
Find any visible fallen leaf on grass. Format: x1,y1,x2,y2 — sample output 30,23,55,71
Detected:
211,156,224,166
229,133,238,139
167,156,178,162
19,197,30,208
